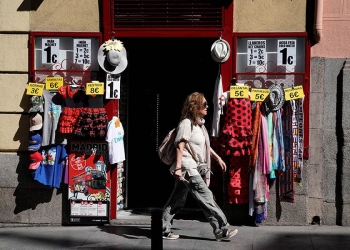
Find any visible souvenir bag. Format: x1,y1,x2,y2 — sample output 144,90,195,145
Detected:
158,128,177,165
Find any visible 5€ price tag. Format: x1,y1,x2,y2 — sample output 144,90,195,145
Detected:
26,83,45,96
86,82,104,95
284,85,304,101
45,77,63,91
250,88,270,102
230,86,250,99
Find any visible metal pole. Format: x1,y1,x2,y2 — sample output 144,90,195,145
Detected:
151,208,163,250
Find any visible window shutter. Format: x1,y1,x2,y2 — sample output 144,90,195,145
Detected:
112,0,223,29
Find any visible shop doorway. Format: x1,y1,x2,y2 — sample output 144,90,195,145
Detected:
122,38,219,209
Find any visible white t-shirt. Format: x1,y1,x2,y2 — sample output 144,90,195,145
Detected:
105,116,125,164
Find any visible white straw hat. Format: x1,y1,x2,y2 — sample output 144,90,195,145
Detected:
211,38,230,63
97,39,128,74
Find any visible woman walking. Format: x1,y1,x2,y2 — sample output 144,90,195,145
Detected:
162,92,238,241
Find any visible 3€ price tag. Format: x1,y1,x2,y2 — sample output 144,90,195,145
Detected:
230,86,250,99
284,85,304,101
26,83,45,96
86,82,104,95
250,88,270,102
45,77,63,91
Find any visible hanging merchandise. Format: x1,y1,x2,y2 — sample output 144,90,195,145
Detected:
67,140,110,224
29,113,43,132
97,39,128,74
210,38,231,63
29,96,44,113
41,89,64,146
34,144,68,189
105,116,125,164
28,132,42,152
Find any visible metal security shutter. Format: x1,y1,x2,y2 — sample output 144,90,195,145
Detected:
112,0,223,29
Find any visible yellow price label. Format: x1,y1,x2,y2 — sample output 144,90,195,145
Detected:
86,82,104,95
250,88,270,102
26,83,45,96
284,85,304,101
230,86,250,99
45,77,63,90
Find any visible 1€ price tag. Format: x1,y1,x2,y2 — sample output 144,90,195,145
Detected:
230,86,250,99
45,77,63,91
86,82,104,95
284,85,304,101
250,88,270,102
26,83,45,96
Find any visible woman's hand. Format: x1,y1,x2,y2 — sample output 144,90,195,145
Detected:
216,157,227,172
173,168,182,180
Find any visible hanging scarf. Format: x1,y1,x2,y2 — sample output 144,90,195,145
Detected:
249,102,262,168
267,112,275,178
296,98,304,184
273,110,285,171
259,109,270,175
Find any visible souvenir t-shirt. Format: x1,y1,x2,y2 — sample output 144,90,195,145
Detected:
105,116,125,164
34,144,68,188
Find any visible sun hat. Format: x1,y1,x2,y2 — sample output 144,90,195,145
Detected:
29,113,43,131
29,96,44,113
264,83,285,112
97,39,128,74
29,151,43,170
211,38,230,63
28,132,42,151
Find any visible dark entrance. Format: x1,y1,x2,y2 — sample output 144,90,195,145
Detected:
121,38,218,209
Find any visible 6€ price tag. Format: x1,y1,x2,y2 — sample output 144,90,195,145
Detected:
250,88,270,102
26,83,45,96
284,85,304,101
230,86,250,99
45,77,63,91
86,82,104,95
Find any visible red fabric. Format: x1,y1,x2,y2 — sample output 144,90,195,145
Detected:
228,155,250,204
219,98,252,157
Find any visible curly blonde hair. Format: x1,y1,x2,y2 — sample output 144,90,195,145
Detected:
180,92,205,126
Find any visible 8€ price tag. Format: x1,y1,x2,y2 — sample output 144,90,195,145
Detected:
86,82,104,95
230,86,250,99
45,77,63,91
26,83,45,96
284,85,304,101
250,88,270,102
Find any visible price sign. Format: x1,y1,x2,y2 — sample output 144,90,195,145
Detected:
26,83,45,96
45,77,63,90
247,40,266,67
250,88,270,102
86,82,104,95
230,86,250,99
105,74,120,99
73,39,91,70
284,85,305,101
42,38,59,64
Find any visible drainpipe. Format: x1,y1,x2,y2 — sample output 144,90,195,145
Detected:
314,0,323,43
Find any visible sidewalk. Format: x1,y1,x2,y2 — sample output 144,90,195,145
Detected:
0,209,349,250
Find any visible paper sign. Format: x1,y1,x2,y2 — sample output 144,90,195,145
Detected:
86,82,104,95
45,77,63,90
284,85,304,100
250,88,270,102
26,83,45,96
230,86,250,99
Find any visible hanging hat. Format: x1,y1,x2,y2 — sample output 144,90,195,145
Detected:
97,39,128,74
29,113,43,131
29,96,44,113
265,83,285,112
28,132,42,151
29,151,43,170
211,38,230,63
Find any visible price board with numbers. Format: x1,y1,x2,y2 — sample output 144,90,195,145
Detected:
105,74,120,99
30,32,101,87
26,83,45,96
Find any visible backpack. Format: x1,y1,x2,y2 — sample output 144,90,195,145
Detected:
158,128,177,165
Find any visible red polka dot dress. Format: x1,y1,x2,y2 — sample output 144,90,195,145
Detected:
219,97,252,204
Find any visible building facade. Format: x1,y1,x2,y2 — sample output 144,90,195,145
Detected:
0,0,349,226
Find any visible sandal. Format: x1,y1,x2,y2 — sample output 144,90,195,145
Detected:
215,228,238,241
163,232,179,240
